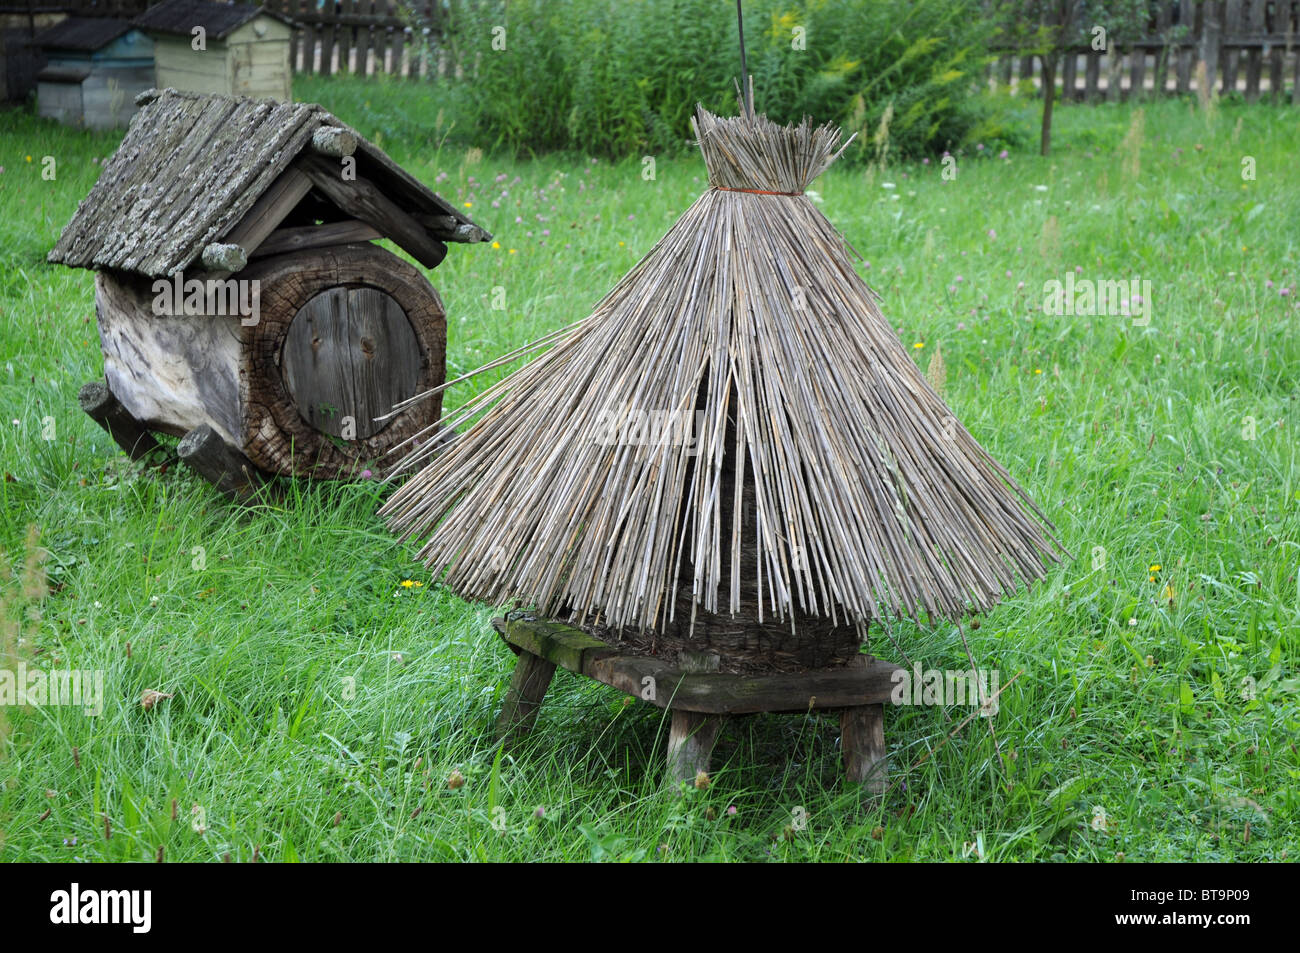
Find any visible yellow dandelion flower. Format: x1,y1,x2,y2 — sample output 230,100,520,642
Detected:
492,241,500,249
508,248,516,254
1034,368,1043,374
464,202,473,209
618,241,625,247
400,579,423,589
1149,564,1161,572
913,342,924,349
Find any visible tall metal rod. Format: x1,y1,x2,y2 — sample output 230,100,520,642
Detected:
735,0,752,116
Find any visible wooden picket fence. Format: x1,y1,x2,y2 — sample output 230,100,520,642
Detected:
264,0,451,79
993,0,1300,103
5,0,1299,99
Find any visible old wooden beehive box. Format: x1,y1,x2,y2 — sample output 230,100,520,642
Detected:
34,17,154,130
134,0,294,102
50,88,490,493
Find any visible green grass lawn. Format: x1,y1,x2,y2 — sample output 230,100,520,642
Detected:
0,83,1296,861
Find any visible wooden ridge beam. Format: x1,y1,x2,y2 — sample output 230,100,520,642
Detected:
250,220,383,259
295,154,448,269
219,166,314,264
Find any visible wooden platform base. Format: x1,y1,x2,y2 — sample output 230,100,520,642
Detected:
493,616,903,793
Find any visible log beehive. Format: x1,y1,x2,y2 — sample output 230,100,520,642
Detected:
50,88,490,491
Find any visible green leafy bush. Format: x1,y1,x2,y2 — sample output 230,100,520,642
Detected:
432,0,997,161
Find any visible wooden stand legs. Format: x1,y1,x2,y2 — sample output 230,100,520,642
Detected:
495,651,556,749
491,620,898,792
79,380,267,500
666,710,723,785
78,380,163,460
841,703,888,794
177,425,265,499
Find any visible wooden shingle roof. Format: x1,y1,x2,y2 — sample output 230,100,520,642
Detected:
34,16,134,51
133,0,293,41
49,88,489,278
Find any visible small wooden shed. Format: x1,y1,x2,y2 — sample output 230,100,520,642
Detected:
50,89,490,494
133,0,293,102
2,10,64,104
34,18,154,130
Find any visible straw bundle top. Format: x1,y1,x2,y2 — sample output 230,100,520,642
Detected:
694,109,849,193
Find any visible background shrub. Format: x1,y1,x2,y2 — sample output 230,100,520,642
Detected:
432,0,998,161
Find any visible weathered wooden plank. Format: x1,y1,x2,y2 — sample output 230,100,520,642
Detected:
152,36,230,95
495,651,556,749
280,286,423,439
370,3,391,75
319,0,336,75
297,0,315,74
1154,0,1174,93
390,19,406,78
1176,44,1193,94
499,616,904,714
250,220,382,258
1243,0,1266,100
1200,0,1223,95
584,652,671,700
296,154,449,268
1129,45,1146,100
499,618,614,673
1177,0,1196,96
78,381,164,460
1106,48,1123,102
355,0,372,75
1267,42,1284,102
1223,0,1242,93
651,662,902,714
1293,36,1300,104
341,0,357,73
219,166,313,256
1084,48,1101,100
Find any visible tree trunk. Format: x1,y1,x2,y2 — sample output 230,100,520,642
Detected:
1040,54,1058,156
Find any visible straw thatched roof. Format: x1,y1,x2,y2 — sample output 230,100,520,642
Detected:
381,106,1065,636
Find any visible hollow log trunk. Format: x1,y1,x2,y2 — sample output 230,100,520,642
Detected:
92,242,446,480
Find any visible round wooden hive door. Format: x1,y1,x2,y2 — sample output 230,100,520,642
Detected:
237,243,447,479
280,287,422,440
